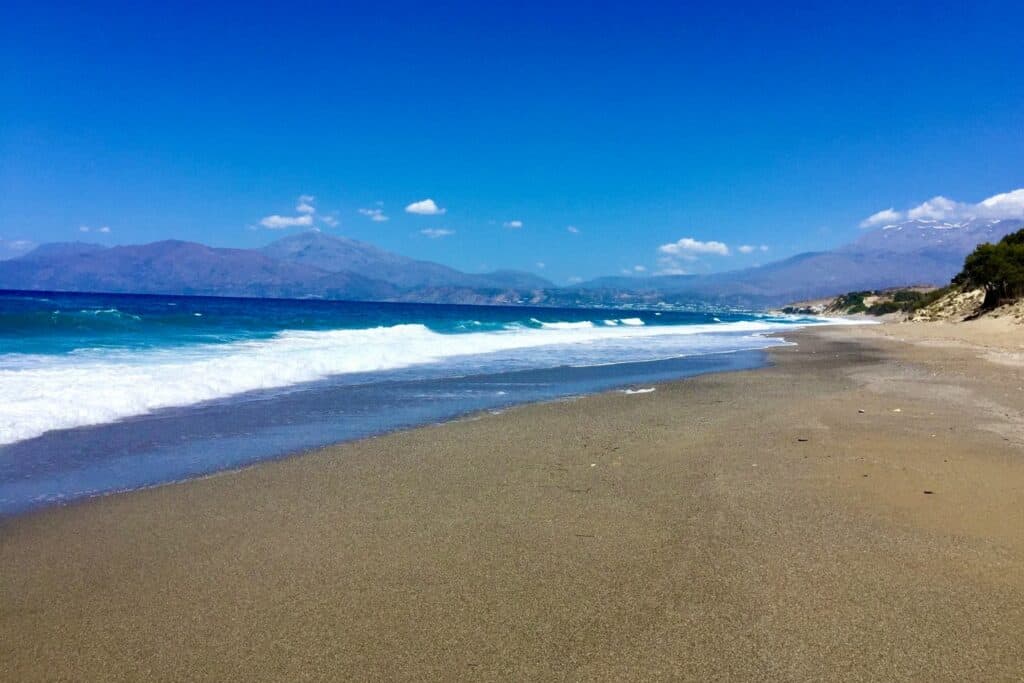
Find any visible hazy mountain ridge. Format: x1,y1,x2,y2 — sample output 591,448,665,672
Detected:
261,231,552,291
0,233,551,302
0,240,325,298
1,219,1019,307
563,218,1024,307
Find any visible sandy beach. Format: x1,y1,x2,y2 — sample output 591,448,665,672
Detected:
2,324,1023,680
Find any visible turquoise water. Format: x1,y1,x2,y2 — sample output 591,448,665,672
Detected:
0,290,834,514
0,290,818,355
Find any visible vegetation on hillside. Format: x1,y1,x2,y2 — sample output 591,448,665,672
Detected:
862,288,950,315
805,229,1024,319
829,291,870,314
809,287,950,316
953,228,1024,309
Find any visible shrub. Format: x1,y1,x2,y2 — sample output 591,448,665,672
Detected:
866,300,903,315
892,289,923,303
832,291,871,313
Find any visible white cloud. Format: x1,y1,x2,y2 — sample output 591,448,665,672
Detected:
859,208,903,228
633,265,646,272
258,194,321,229
296,195,316,214
405,198,446,215
79,225,90,233
656,238,727,275
420,228,454,239
320,214,338,227
98,226,111,233
658,237,730,257
907,196,961,221
567,276,583,284
860,189,1024,227
503,220,523,229
737,244,755,254
358,208,388,222
535,261,545,269
566,225,579,234
260,214,314,229
978,188,1024,218
79,225,111,234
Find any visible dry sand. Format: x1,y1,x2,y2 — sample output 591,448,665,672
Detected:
868,314,1024,367
2,325,1023,680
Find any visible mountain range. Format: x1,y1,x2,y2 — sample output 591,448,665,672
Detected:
1,218,1020,308
568,217,1022,306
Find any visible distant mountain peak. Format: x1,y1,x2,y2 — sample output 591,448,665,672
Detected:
881,218,963,230
846,216,1020,256
20,241,108,261
262,230,553,291
879,216,1018,232
566,216,1024,307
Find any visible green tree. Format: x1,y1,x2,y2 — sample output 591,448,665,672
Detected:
954,229,1024,308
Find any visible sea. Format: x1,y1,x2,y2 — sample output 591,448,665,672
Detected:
0,290,844,515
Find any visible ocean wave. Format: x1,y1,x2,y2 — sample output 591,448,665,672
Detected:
0,309,146,336
529,318,595,329
601,318,645,326
0,318,836,445
77,308,141,320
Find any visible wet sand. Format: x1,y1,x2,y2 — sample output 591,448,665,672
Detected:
2,326,1023,680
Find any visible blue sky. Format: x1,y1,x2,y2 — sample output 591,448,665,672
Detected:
2,1,1023,282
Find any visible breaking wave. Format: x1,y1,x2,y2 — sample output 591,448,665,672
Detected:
0,317,836,445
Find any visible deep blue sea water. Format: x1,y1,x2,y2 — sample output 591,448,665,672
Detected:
0,290,841,515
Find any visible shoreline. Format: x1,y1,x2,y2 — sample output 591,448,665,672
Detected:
2,325,1023,679
0,351,765,520
0,343,778,518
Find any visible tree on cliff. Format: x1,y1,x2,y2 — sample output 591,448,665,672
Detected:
954,229,1024,309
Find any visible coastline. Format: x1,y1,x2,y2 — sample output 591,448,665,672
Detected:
2,325,1023,679
0,345,776,517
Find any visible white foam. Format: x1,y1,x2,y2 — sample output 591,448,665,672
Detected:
532,318,595,329
0,318,845,445
621,387,656,394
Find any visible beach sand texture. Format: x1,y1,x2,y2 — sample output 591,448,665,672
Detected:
2,326,1023,680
